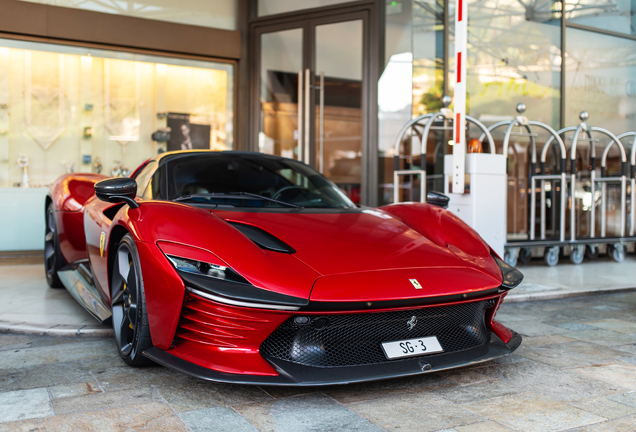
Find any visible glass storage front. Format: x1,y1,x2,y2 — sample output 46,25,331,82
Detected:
448,0,562,128
0,38,234,188
566,0,636,36
565,28,636,132
257,0,354,17
378,0,563,206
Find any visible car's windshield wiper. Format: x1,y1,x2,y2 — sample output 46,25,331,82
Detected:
173,192,303,209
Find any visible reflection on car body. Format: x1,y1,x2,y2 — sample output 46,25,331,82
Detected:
45,150,522,385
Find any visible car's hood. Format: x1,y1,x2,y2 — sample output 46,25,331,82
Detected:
213,209,478,277
309,267,501,304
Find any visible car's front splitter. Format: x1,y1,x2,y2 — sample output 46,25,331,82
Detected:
142,331,521,386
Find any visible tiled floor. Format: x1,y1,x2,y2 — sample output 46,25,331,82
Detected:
0,264,96,327
509,255,636,302
1,292,636,431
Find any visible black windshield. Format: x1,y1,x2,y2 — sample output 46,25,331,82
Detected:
166,153,356,209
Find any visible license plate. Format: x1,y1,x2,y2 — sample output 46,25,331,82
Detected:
381,336,444,359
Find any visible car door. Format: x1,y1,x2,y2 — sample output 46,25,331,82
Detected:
85,161,157,301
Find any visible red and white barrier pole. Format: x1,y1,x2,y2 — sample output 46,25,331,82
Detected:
452,0,468,194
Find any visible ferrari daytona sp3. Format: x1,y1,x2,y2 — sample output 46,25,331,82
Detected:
45,150,522,385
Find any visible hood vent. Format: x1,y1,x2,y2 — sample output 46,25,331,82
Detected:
227,221,296,254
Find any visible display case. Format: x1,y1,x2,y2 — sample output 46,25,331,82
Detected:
0,38,234,251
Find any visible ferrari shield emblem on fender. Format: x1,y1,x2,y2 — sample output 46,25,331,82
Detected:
409,279,422,289
99,232,106,257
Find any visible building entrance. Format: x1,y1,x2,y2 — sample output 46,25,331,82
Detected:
251,6,372,204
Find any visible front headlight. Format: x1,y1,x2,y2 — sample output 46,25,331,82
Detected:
166,255,249,284
491,252,524,290
165,254,307,311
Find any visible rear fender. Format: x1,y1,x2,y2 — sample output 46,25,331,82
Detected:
50,173,107,212
49,173,107,263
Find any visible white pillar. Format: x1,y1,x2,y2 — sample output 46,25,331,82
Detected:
452,0,468,194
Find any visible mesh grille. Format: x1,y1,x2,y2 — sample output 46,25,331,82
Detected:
260,301,490,368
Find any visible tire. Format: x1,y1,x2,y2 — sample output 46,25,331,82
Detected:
111,234,153,366
518,248,532,265
44,203,65,288
504,249,518,267
609,244,625,263
544,246,559,266
585,245,599,260
569,245,584,265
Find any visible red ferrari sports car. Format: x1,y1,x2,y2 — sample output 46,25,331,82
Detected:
45,150,522,385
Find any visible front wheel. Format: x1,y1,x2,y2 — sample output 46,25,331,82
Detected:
111,234,153,366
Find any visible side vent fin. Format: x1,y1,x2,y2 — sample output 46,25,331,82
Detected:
103,203,125,221
227,222,295,254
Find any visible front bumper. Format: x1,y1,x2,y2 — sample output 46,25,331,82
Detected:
142,331,521,386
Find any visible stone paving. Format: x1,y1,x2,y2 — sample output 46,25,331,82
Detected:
1,292,636,431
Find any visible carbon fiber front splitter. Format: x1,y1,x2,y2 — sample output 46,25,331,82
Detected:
142,331,522,386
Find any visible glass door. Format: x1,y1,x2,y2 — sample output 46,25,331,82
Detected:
255,12,367,203
258,27,304,161
313,19,364,202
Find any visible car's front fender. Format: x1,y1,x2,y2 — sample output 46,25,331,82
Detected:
135,240,185,350
379,202,502,283
110,201,320,348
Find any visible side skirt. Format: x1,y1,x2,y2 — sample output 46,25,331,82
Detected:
58,261,112,323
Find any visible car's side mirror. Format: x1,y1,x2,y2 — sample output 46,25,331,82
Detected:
426,191,450,208
95,178,139,209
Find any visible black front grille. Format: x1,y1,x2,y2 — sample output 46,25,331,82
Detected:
260,301,491,368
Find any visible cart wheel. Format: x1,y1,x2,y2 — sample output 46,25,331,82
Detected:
518,248,532,265
544,246,559,266
585,245,599,260
609,244,625,263
504,249,518,267
569,245,584,265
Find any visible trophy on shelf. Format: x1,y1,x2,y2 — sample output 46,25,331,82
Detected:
16,154,29,188
61,161,74,174
111,161,130,178
93,157,103,174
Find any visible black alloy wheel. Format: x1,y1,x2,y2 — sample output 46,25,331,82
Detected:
111,234,153,366
44,203,65,288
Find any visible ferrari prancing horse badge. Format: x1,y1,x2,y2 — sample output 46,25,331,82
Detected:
409,279,422,289
99,232,106,257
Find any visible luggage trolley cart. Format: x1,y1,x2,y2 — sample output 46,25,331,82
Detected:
479,104,568,266
392,96,452,203
539,112,629,264
393,96,496,204
534,126,568,265
392,96,457,203
616,131,636,238
594,128,628,261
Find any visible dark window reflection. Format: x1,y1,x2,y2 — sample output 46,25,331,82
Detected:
566,0,636,36
565,28,636,132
